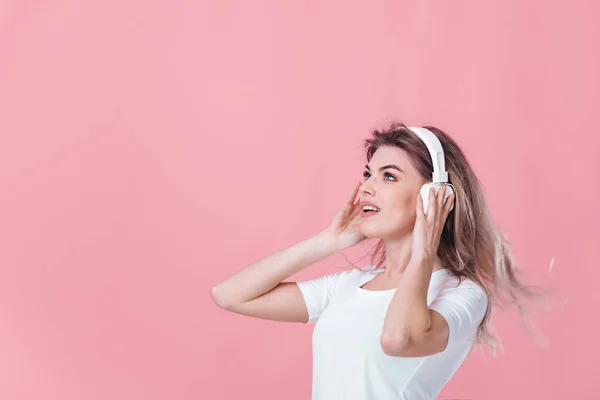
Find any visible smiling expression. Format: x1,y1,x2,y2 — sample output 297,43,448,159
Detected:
359,146,428,239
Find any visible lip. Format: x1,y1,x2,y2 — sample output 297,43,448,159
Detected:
359,201,381,219
359,201,381,210
360,210,379,218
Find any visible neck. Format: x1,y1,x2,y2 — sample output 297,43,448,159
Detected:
382,235,444,278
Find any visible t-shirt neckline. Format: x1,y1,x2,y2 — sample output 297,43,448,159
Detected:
357,267,449,294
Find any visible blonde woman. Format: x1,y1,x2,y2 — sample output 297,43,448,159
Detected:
211,122,546,399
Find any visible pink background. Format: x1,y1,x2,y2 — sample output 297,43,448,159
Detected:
1,1,598,399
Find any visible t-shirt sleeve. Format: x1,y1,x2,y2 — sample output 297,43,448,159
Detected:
296,269,353,324
428,280,488,348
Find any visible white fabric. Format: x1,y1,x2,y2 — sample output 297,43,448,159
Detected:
296,265,488,400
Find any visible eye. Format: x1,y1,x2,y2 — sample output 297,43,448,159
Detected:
384,172,397,181
362,171,396,181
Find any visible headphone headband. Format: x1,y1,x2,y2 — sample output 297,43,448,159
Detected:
406,126,449,183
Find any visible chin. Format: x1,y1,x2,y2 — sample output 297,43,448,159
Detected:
359,220,387,239
360,216,410,240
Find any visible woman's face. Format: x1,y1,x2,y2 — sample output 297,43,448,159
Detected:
359,146,426,239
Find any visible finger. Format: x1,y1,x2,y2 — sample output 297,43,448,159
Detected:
416,191,425,219
351,202,363,218
350,207,363,224
440,185,452,215
347,181,362,205
438,184,447,207
428,186,436,220
439,195,453,226
444,194,455,213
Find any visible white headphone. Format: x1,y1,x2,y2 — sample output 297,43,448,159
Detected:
406,127,455,215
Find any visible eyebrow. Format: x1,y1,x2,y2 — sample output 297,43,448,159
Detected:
365,164,405,174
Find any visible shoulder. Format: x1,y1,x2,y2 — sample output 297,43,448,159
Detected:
338,264,381,279
299,264,383,289
326,264,382,287
441,273,487,295
434,273,489,312
348,264,384,280
427,273,488,347
358,264,382,274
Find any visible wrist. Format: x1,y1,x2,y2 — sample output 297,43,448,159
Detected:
315,230,344,254
408,252,433,268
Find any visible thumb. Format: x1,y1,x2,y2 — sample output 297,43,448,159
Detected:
416,192,425,219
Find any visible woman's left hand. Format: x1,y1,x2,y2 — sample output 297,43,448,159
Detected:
411,185,455,262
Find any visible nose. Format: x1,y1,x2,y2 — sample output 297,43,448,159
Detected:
359,180,374,198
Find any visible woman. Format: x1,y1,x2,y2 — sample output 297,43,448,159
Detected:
211,122,546,399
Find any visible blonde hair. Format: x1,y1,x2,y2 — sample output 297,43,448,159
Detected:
345,121,553,356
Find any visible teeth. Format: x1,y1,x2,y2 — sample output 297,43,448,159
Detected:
362,205,381,212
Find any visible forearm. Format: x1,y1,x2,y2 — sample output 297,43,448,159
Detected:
211,231,341,306
382,256,434,343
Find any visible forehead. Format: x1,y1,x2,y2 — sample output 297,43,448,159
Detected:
367,146,415,172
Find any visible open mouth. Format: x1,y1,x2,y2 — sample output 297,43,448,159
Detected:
361,205,381,215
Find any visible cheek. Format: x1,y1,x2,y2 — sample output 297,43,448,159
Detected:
385,197,418,226
388,212,415,230
381,202,416,226
388,195,416,215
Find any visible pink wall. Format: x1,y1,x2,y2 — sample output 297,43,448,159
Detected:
1,1,598,399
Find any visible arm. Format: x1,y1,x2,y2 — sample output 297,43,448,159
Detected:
380,256,488,358
380,256,446,357
210,231,342,322
380,185,464,357
211,181,366,323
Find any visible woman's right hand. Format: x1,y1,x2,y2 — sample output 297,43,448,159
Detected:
320,181,368,251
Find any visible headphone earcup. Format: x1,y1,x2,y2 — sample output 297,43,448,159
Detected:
419,183,455,215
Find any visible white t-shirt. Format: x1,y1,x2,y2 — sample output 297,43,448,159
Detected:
296,265,488,400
